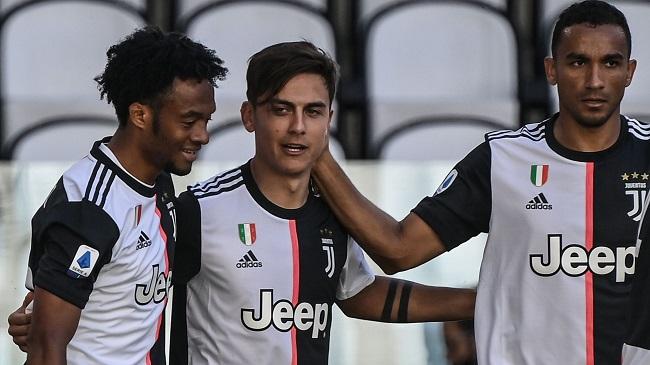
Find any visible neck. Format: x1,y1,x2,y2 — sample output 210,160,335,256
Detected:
249,158,310,209
553,112,621,152
107,129,160,185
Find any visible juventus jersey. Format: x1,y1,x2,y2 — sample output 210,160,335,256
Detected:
413,115,650,365
623,197,650,364
170,161,375,365
25,138,175,365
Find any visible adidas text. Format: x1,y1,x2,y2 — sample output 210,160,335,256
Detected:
530,234,635,282
241,289,329,339
236,261,263,268
525,203,553,210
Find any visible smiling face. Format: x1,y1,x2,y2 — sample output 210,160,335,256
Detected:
242,73,332,179
545,23,636,128
148,78,215,176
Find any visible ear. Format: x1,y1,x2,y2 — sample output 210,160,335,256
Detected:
625,59,637,87
128,102,153,130
544,57,557,86
241,101,255,133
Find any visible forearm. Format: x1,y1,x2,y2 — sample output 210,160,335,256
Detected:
340,276,475,323
313,151,411,271
26,337,67,365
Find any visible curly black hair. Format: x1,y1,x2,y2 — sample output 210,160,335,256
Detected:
551,0,631,58
95,26,227,126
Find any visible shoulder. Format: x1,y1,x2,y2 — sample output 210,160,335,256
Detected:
187,165,246,201
485,120,546,144
623,115,650,142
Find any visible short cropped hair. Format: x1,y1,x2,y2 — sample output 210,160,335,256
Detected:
245,41,339,106
95,26,227,126
551,0,631,57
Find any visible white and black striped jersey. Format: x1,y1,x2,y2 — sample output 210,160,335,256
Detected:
413,115,650,365
623,197,650,364
170,161,375,365
25,138,176,365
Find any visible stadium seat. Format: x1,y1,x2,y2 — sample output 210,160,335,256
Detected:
176,1,338,131
201,118,346,163
541,0,650,117
374,116,509,161
363,0,520,148
175,0,328,18
0,0,146,146
360,0,509,18
0,116,118,161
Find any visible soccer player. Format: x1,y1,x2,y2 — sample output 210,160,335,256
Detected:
169,41,476,364
312,1,648,364
18,27,227,365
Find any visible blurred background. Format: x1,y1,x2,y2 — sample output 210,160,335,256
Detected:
0,0,649,363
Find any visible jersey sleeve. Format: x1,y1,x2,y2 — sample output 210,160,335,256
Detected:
172,190,202,285
29,200,119,309
412,141,491,251
336,236,376,300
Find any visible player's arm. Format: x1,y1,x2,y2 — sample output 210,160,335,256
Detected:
7,292,34,352
313,151,446,273
338,276,475,322
27,288,81,365
314,142,491,274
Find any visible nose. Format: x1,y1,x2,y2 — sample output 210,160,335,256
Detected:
191,121,210,145
586,64,605,89
288,112,306,135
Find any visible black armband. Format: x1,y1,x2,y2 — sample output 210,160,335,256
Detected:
397,282,413,323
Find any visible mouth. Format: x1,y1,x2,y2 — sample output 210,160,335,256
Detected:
582,98,607,108
282,143,308,155
182,148,200,161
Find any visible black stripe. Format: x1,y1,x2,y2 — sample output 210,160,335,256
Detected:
142,231,150,240
244,255,252,262
381,281,398,322
534,196,541,204
194,179,246,200
539,194,548,204
98,172,116,208
193,165,241,191
194,169,242,193
84,162,102,200
91,165,109,204
248,251,258,261
397,282,413,323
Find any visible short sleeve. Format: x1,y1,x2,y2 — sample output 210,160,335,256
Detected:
336,237,376,300
412,141,491,251
31,200,119,309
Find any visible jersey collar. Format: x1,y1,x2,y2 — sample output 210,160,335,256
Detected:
90,137,157,198
545,113,628,162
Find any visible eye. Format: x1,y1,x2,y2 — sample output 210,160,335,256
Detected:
306,108,324,117
271,106,289,115
605,60,620,67
571,59,585,67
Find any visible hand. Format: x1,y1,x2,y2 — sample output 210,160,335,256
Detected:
7,291,34,352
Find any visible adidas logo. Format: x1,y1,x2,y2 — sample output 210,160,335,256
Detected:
526,193,552,210
136,231,152,250
236,250,263,269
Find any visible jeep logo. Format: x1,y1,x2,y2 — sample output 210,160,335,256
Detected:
134,264,171,305
530,234,635,282
241,289,329,339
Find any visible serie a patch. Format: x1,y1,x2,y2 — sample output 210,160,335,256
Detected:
67,245,99,279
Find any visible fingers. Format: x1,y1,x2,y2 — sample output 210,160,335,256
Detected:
21,291,34,310
7,292,34,353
